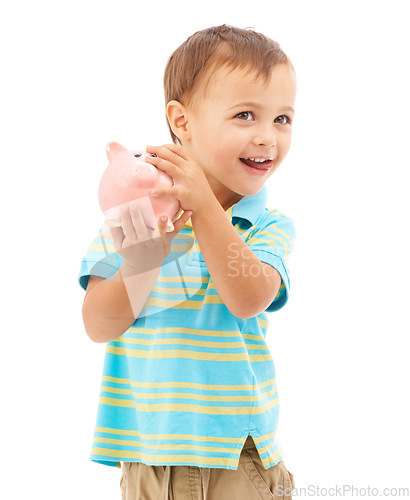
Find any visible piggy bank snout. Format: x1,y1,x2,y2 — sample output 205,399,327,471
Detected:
99,143,180,218
128,161,159,188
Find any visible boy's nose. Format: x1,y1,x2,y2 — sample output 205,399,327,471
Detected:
253,128,277,148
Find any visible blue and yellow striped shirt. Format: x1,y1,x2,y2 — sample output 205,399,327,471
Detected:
78,185,295,470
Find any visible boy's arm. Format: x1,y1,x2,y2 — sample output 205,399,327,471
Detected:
82,263,161,343
191,197,281,319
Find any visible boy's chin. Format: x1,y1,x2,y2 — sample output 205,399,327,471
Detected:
230,184,265,198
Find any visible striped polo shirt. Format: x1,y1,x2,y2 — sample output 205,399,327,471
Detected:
78,184,295,470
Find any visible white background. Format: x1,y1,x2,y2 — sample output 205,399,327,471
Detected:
1,0,409,498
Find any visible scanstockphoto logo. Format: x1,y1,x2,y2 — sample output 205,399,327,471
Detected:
277,484,410,497
227,242,273,278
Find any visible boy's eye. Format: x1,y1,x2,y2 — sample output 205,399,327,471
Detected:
275,115,292,125
236,111,254,121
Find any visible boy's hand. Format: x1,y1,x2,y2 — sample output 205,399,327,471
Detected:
145,144,214,214
109,202,193,277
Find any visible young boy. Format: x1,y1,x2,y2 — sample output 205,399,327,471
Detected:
79,24,296,499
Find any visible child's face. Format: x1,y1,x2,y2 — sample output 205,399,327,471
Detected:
182,64,296,209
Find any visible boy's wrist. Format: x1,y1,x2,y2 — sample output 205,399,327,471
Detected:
120,260,162,279
191,193,220,222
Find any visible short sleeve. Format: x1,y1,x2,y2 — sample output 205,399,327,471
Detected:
246,211,296,312
78,225,124,291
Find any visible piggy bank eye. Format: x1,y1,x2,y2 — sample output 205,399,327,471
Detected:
134,153,142,158
149,153,157,157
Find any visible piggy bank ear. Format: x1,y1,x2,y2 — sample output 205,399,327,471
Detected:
106,142,128,160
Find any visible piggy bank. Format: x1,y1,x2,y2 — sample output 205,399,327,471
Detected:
98,142,181,235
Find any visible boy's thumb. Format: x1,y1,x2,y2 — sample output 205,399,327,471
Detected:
170,210,193,235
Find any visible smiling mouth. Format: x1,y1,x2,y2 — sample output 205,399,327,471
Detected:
240,158,273,169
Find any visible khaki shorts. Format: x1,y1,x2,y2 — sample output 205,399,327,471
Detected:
120,435,295,499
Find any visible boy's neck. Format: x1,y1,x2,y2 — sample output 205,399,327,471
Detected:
215,190,244,212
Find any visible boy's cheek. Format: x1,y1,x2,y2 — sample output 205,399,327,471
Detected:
209,146,230,164
279,143,291,164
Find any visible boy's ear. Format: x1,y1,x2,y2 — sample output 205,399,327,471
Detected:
166,100,191,142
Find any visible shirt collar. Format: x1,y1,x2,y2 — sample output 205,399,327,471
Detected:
184,185,268,228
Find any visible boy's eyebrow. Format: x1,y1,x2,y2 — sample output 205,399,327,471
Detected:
229,102,295,114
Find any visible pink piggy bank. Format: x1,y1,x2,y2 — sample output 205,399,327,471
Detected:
98,142,181,235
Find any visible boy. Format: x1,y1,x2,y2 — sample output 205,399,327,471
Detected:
79,24,296,499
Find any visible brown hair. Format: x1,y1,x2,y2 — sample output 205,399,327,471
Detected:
163,24,293,144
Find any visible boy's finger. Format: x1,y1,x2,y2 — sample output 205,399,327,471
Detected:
182,210,193,222
172,210,193,234
154,216,169,257
109,225,124,249
121,206,136,238
157,215,168,233
130,204,149,240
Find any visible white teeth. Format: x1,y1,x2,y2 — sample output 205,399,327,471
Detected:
245,157,272,162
